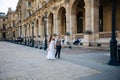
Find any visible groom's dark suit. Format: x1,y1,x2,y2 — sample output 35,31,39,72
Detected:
55,39,62,58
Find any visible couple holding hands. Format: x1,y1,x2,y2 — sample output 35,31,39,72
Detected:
46,34,63,60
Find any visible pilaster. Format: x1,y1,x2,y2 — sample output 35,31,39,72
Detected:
83,0,100,46
53,14,58,35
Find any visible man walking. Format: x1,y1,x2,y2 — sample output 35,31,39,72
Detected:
55,35,63,59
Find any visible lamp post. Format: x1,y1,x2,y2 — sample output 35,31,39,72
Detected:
44,12,48,50
32,22,34,47
108,0,119,66
16,28,19,43
24,25,27,45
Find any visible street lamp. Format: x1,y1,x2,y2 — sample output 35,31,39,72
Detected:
108,0,120,66
44,12,48,50
24,25,27,45
16,28,19,43
32,22,34,47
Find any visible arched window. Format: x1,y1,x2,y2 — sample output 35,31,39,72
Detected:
77,11,83,33
99,4,103,32
48,13,54,35
57,7,66,35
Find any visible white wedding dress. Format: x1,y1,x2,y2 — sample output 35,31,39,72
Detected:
47,40,56,60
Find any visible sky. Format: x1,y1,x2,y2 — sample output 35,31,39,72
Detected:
0,0,19,14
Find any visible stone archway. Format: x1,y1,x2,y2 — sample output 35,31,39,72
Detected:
48,13,54,35
71,0,85,34
57,7,66,35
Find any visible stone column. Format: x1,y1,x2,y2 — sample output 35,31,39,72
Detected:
33,21,37,41
66,4,71,34
30,23,32,38
23,25,25,38
71,12,77,35
46,15,49,36
47,16,50,35
84,0,99,46
34,19,39,46
38,18,42,37
26,24,29,38
28,24,31,38
25,24,28,42
91,0,99,43
57,18,61,35
41,18,44,39
37,18,42,43
21,25,24,38
84,0,92,46
18,26,21,37
65,4,72,44
53,14,58,35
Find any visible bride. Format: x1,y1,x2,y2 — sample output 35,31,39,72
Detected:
46,35,56,60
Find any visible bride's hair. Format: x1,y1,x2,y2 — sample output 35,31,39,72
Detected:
49,35,52,43
49,35,55,43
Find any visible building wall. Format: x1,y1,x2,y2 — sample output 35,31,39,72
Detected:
0,13,7,40
1,0,120,46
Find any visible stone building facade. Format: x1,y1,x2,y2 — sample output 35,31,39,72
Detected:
0,12,7,40
0,0,120,46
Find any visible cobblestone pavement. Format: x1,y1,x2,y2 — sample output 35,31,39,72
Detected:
61,46,109,54
61,47,120,80
0,42,100,80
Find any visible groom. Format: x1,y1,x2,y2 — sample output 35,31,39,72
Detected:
55,34,63,59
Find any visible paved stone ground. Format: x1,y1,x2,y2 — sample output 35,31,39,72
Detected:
61,48,120,80
61,46,109,54
0,42,99,80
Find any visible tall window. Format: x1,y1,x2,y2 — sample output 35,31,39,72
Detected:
28,2,31,7
13,31,15,37
28,11,31,16
3,32,6,39
3,24,6,30
13,22,15,27
20,26,22,37
99,4,103,32
3,18,5,22
77,11,83,33
59,7,66,35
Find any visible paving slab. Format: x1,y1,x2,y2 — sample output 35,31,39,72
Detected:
0,42,100,80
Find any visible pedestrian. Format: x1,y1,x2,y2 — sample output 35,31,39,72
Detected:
46,35,56,60
55,34,63,59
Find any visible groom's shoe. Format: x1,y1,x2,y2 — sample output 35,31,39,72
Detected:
58,57,61,59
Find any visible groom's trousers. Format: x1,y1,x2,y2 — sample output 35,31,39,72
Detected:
55,45,61,58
